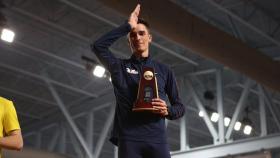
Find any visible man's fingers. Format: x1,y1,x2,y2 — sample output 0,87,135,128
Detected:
152,101,164,106
152,106,168,116
128,4,140,28
153,106,167,110
152,98,166,107
151,98,168,116
134,4,140,15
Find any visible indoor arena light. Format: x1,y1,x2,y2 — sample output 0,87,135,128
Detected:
243,125,252,135
234,121,242,131
198,111,204,117
224,117,231,127
1,28,15,43
210,112,219,122
93,65,105,78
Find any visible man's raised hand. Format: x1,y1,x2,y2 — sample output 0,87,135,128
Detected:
128,4,140,29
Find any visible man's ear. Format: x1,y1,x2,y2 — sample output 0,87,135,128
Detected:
149,34,152,42
127,37,131,45
127,36,134,52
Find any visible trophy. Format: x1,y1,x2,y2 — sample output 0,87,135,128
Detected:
133,67,159,112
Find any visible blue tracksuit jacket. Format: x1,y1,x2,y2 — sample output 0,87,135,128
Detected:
91,22,185,145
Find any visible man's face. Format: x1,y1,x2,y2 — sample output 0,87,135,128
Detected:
129,23,152,55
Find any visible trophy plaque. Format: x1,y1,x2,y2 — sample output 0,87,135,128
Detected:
133,67,159,112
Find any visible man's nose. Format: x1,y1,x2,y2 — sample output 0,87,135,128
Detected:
136,34,141,40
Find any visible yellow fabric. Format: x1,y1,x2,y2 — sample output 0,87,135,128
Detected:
0,97,21,158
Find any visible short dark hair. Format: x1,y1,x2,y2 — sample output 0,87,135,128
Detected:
137,18,150,31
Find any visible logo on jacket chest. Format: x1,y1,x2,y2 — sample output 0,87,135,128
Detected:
126,68,139,74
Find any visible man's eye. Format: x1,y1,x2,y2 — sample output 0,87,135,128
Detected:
130,33,136,38
139,31,145,36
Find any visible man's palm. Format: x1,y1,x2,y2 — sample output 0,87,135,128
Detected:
129,4,140,28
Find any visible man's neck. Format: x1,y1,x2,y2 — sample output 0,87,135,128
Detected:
134,50,149,58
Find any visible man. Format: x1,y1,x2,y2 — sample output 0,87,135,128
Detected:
0,96,23,158
91,4,185,158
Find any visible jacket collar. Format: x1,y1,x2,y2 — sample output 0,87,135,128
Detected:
130,54,152,65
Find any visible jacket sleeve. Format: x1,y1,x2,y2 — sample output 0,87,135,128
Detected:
165,69,185,120
90,22,131,73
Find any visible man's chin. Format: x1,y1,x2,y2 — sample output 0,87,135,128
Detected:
133,50,145,56
133,48,145,53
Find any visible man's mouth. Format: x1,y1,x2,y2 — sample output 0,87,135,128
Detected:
135,43,143,46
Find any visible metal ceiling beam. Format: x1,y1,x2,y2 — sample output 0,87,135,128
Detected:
205,0,280,48
43,74,93,158
0,86,56,107
225,79,252,140
41,96,94,118
180,114,188,151
258,85,267,137
228,82,280,131
260,87,280,131
0,44,92,84
8,6,129,58
216,69,225,144
58,125,66,154
48,129,60,151
168,118,211,138
0,62,98,98
178,78,190,150
11,7,88,42
69,130,84,158
3,6,126,88
58,0,198,66
171,134,280,158
114,147,118,158
185,79,219,143
93,106,115,158
86,112,94,152
236,83,280,106
22,92,114,133
23,105,111,144
226,15,246,42
187,69,217,76
16,41,84,69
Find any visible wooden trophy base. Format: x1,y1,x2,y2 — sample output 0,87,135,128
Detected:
132,102,154,112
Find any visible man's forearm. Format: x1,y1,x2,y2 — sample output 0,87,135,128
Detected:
90,22,131,72
0,131,23,150
167,104,185,120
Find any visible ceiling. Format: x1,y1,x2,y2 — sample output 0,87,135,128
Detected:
0,0,280,157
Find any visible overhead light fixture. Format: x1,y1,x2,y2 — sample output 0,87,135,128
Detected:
224,117,231,127
0,3,15,43
210,112,219,122
243,125,252,135
1,28,15,43
242,107,253,135
93,65,105,78
198,111,204,117
81,55,108,78
0,4,15,43
234,121,242,131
